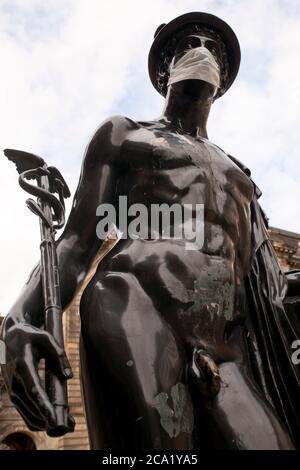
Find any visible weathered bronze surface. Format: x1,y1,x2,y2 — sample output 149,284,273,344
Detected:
1,12,300,449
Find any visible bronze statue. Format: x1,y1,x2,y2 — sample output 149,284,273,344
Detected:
1,12,300,450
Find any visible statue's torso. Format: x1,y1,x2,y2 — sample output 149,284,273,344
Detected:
96,121,254,355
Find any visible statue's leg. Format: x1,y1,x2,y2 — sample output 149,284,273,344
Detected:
79,270,195,450
192,360,294,449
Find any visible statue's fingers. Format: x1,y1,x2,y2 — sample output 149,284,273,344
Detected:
22,367,56,426
36,330,73,380
11,374,46,422
11,390,47,432
15,359,56,427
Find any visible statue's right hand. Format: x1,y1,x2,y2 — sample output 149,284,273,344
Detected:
1,323,73,432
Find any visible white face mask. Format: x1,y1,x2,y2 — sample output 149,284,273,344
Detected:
167,46,220,89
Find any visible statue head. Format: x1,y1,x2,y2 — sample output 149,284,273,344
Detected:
148,12,241,100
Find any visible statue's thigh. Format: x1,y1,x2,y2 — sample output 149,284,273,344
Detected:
197,362,294,450
79,270,195,449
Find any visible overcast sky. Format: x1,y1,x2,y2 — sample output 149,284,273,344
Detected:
0,0,300,314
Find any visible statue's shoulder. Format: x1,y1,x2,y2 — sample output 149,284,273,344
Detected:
87,115,136,150
91,117,162,143
83,115,139,166
91,115,140,142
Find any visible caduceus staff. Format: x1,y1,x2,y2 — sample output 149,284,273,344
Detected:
4,148,73,437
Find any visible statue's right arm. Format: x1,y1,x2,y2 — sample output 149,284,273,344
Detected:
0,115,129,432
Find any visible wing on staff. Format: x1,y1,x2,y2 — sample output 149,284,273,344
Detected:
48,166,71,198
4,149,45,175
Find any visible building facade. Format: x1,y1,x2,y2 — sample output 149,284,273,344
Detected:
1,226,300,450
269,226,300,271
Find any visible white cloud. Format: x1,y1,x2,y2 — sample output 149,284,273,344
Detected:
209,0,300,232
0,0,300,313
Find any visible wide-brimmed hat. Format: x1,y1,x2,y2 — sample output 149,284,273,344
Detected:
148,12,241,98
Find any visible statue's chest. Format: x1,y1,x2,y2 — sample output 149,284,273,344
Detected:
122,129,253,201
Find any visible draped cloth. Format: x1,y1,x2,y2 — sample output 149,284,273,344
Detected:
228,154,300,446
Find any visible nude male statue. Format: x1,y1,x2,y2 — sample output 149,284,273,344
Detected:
1,12,299,450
